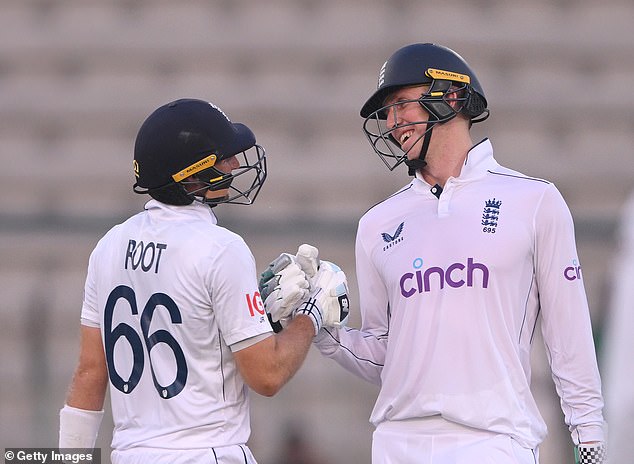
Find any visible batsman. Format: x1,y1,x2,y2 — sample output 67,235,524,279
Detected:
266,43,607,464
59,99,349,464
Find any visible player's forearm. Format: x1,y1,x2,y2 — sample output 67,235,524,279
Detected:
548,345,605,443
236,315,314,396
541,304,605,442
314,327,385,385
65,365,108,411
60,361,107,448
272,314,315,375
65,325,109,410
571,422,606,446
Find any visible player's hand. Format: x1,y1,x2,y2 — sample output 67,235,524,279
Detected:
258,253,309,331
295,260,350,335
294,244,350,331
259,244,319,332
295,243,320,279
575,443,606,464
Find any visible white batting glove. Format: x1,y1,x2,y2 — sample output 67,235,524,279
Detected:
311,260,350,328
258,253,309,331
296,243,320,279
295,258,350,335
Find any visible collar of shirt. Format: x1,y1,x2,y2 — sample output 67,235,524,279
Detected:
144,199,218,225
412,138,498,196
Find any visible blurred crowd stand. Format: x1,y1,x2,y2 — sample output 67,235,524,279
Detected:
1,1,633,463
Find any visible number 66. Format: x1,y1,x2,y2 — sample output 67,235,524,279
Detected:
104,285,188,399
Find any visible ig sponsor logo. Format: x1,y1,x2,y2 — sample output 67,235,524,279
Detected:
246,291,265,317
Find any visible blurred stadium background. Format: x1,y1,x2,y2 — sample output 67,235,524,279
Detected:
1,1,633,462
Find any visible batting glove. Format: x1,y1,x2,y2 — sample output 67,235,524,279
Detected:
295,260,350,336
575,443,607,464
258,253,309,332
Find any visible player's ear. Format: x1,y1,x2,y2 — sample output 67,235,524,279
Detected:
444,86,464,110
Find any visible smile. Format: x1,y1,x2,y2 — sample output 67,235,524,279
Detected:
399,130,414,146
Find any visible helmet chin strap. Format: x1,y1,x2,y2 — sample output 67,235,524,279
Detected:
404,122,435,176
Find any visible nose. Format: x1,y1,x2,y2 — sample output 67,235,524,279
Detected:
217,155,239,173
215,155,240,174
385,104,399,130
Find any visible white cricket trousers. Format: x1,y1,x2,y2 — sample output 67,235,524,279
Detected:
372,417,538,464
111,444,257,464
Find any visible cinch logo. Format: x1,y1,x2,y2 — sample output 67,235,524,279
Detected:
563,259,582,281
400,257,490,297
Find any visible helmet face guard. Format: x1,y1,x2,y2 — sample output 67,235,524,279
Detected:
362,80,472,172
181,144,267,206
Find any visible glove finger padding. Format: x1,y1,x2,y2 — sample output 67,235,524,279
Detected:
258,253,294,301
296,260,350,335
296,243,320,278
259,255,309,325
312,260,350,328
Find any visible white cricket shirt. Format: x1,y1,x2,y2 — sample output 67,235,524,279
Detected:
315,139,605,449
81,200,273,451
